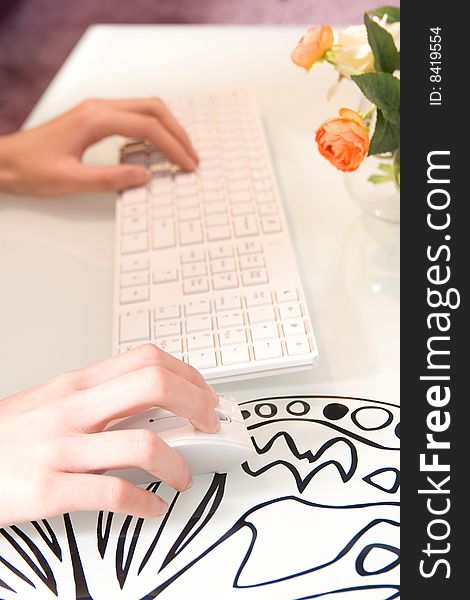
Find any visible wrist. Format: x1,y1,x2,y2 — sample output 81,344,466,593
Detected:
0,133,21,194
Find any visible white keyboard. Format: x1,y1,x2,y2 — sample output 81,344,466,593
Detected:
112,89,318,382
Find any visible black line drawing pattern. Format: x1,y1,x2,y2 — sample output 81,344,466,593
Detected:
0,395,400,599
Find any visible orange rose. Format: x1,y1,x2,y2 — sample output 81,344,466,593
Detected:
291,25,334,70
315,108,369,172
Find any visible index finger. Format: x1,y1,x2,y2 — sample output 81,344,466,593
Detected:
102,98,198,162
69,365,221,434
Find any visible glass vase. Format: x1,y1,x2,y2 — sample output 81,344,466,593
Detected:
344,148,400,223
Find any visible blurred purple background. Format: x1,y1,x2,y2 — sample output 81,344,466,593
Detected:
1,0,381,133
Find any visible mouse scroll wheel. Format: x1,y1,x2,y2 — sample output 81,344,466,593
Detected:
215,409,231,423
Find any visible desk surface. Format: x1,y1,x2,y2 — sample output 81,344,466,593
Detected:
0,25,400,599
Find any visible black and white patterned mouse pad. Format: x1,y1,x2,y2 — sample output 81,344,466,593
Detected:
0,395,400,599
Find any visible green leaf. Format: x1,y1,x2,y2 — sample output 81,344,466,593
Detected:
368,174,393,184
368,109,400,155
367,5,401,23
352,72,400,123
378,162,394,176
364,13,400,73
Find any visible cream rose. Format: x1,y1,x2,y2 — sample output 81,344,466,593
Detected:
329,19,400,77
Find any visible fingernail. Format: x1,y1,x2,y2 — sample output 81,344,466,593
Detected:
184,156,197,171
130,169,149,185
210,387,220,405
156,500,168,516
185,476,193,491
212,410,221,432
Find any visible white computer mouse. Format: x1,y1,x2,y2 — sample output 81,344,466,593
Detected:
105,394,254,485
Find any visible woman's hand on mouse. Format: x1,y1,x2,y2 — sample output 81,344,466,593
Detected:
0,97,198,197
0,344,220,527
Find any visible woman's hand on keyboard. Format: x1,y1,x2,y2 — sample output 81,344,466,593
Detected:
0,344,219,527
0,97,199,197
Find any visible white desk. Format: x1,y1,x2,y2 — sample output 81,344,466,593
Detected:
0,25,399,403
0,26,400,599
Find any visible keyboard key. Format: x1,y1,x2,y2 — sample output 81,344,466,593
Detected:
228,191,251,204
253,339,283,360
254,180,271,193
185,299,211,315
227,179,249,193
282,317,306,337
121,233,148,254
155,305,180,320
179,221,203,245
122,204,147,217
213,272,238,290
121,257,149,273
238,240,262,255
245,290,271,307
151,205,174,219
248,305,276,323
258,203,278,216
152,220,175,249
241,268,269,286
181,248,205,263
120,286,150,304
155,319,181,337
205,202,227,216
219,326,246,346
255,191,275,204
215,295,241,310
232,202,254,216
121,272,149,288
189,349,217,370
153,269,178,284
206,214,229,227
203,191,223,203
234,215,258,237
217,311,244,328
178,207,200,221
183,277,209,294
211,258,236,274
207,225,231,241
276,288,298,303
155,336,182,354
122,216,147,234
251,322,279,341
286,335,311,356
186,314,212,333
261,216,282,233
221,343,250,365
176,195,199,208
209,244,233,259
182,263,206,278
187,331,214,351
175,172,197,186
239,253,264,269
279,302,302,319
121,187,146,204
119,309,150,343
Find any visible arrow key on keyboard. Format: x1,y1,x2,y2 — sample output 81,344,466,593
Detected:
253,338,283,360
221,343,250,365
189,349,217,370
